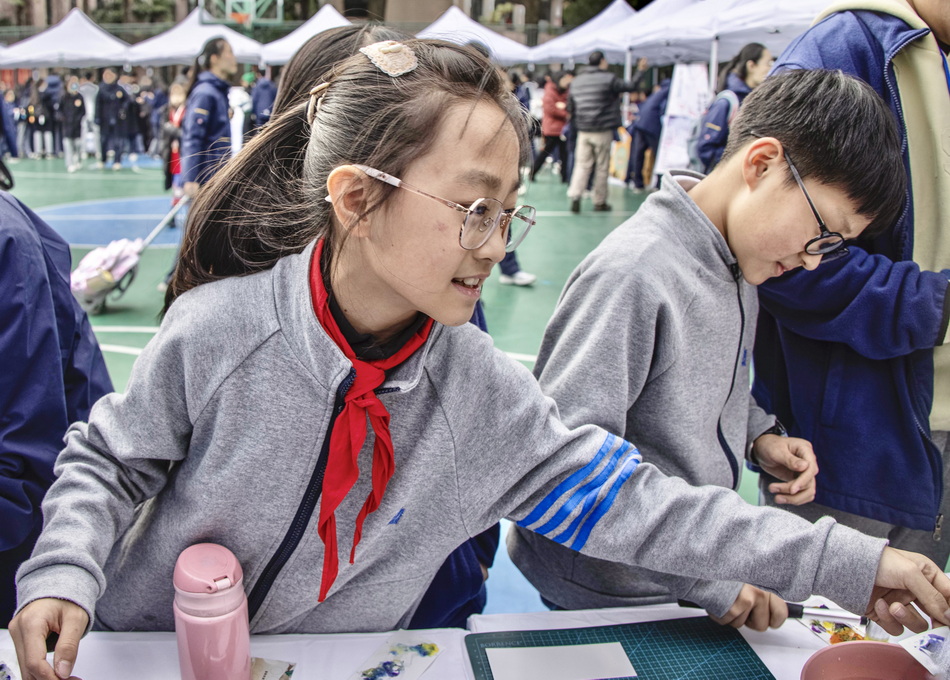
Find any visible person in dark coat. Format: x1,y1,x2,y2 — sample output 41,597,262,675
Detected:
250,74,277,130
61,76,86,172
0,163,112,625
0,89,18,158
626,78,670,191
95,67,131,170
181,38,237,195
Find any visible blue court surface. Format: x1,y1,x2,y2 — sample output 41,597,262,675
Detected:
37,196,184,247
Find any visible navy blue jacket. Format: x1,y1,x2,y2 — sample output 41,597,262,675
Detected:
632,78,671,139
696,72,751,173
753,10,948,531
95,81,131,132
0,192,112,623
0,99,17,157
181,71,232,185
251,78,277,129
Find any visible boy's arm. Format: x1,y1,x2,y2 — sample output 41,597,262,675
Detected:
758,250,950,360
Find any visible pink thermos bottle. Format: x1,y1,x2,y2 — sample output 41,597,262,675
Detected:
173,543,252,680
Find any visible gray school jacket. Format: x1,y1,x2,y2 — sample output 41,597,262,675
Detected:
509,172,779,615
16,239,885,634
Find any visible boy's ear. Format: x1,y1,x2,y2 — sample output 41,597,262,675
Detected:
326,166,371,236
741,137,784,191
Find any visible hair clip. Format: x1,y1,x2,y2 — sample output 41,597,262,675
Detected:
307,82,330,125
359,41,418,77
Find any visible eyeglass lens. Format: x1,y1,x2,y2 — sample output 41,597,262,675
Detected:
461,200,536,253
805,232,846,256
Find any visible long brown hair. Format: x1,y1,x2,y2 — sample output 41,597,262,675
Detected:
164,39,530,314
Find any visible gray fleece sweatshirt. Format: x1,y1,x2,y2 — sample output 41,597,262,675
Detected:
17,239,884,634
510,171,780,615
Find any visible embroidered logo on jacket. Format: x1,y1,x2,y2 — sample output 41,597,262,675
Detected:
388,508,405,525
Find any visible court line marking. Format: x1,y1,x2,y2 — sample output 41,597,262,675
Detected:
14,171,160,181
42,214,170,220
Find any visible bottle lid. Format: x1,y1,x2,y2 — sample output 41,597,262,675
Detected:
173,543,244,594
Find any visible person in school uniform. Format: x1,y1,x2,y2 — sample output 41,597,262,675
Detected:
61,76,86,173
95,68,130,170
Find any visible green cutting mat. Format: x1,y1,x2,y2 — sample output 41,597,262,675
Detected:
465,616,776,679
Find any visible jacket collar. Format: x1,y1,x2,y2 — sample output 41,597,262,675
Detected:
197,70,231,94
272,240,440,395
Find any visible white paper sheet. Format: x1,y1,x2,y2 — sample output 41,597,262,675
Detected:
485,642,637,680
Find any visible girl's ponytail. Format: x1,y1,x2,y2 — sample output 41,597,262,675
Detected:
717,42,766,92
186,37,229,97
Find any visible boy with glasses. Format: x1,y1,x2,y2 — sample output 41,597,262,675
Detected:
509,68,907,630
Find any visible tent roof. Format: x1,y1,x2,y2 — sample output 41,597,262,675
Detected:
260,5,351,65
572,0,704,64
416,6,530,66
711,0,834,58
126,8,263,66
530,0,636,63
0,8,129,68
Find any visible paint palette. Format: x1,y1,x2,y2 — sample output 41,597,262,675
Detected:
465,616,775,680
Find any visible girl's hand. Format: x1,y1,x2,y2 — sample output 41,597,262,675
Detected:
752,434,819,505
868,547,950,635
709,584,787,631
9,598,88,680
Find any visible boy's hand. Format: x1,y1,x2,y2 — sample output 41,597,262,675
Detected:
9,598,88,680
709,584,788,631
752,434,818,505
867,547,950,635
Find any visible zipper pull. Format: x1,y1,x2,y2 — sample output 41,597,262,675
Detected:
934,513,944,541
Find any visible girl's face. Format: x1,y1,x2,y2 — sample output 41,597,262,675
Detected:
336,100,521,337
745,49,773,88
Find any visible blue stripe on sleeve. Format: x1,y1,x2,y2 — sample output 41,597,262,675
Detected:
569,450,641,552
535,440,632,539
517,433,616,529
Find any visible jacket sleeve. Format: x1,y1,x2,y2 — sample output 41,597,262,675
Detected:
758,248,950,360
0,219,65,552
543,90,568,126
696,97,731,173
446,333,887,618
14,307,198,624
180,89,216,184
93,91,103,127
615,71,645,95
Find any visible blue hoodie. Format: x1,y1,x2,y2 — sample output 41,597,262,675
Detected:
696,71,752,173
181,71,232,185
753,9,948,531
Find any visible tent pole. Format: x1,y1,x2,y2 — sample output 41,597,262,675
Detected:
709,37,719,95
623,48,633,124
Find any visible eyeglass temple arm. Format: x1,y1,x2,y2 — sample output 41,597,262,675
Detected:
353,164,470,214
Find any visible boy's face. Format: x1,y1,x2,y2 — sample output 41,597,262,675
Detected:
729,142,870,285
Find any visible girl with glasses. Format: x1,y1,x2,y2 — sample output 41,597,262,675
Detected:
11,39,950,680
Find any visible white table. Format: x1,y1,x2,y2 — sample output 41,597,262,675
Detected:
0,601,840,680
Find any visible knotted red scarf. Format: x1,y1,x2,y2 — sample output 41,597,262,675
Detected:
309,240,433,602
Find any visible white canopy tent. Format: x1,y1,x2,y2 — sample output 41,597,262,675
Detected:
570,0,704,64
260,5,351,65
711,0,834,58
0,8,129,68
529,0,636,64
416,6,531,66
125,8,263,66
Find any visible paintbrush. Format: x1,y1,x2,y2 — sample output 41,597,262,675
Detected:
677,600,869,626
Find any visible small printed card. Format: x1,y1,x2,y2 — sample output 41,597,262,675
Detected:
797,608,866,645
252,656,296,679
347,632,441,680
898,626,950,676
0,648,20,680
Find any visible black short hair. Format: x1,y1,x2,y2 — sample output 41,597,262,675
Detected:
588,51,604,66
722,68,905,238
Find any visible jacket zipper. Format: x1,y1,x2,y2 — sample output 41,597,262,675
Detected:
717,265,744,489
247,368,355,621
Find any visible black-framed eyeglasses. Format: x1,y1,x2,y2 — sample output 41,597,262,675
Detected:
783,152,847,260
351,164,536,253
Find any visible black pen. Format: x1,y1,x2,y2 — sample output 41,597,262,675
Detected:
677,600,869,626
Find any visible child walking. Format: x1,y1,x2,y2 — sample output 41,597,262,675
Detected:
11,40,950,680
510,68,909,629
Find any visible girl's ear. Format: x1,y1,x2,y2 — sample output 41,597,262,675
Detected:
326,166,370,236
741,137,783,191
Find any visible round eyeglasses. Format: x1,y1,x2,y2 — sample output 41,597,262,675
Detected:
351,164,536,253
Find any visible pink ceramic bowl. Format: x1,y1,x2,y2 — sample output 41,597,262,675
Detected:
801,640,930,679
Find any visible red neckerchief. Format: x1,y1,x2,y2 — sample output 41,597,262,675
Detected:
309,240,433,602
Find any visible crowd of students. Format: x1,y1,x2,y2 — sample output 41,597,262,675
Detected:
4,1,950,678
